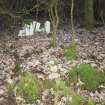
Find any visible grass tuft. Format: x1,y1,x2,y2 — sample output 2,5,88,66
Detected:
64,46,77,60
16,72,41,103
67,64,105,91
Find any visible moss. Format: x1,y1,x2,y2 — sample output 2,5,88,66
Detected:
64,46,77,60
16,72,41,103
71,95,86,105
67,64,105,91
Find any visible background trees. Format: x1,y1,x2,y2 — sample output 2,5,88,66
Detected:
84,0,94,31
0,0,105,32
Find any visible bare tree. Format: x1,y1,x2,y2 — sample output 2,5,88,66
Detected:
71,0,76,47
49,0,59,47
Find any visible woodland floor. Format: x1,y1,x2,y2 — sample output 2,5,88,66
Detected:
0,26,105,105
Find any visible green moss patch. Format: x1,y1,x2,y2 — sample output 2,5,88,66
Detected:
64,46,77,60
67,64,105,91
16,72,42,103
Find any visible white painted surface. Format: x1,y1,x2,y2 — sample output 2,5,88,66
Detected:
24,24,30,36
45,21,51,34
29,23,35,35
32,21,40,32
18,30,25,36
35,22,41,32
18,20,51,36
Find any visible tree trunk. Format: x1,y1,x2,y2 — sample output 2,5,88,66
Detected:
84,0,94,31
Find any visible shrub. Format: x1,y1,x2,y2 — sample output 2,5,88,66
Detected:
67,64,105,91
16,72,41,103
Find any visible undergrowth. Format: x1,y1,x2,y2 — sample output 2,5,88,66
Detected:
16,72,41,103
6,70,96,105
7,63,104,104
43,79,88,105
64,46,77,60
87,98,95,105
54,80,86,105
67,63,105,91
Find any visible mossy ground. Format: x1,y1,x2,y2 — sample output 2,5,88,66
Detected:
16,72,41,103
7,70,97,105
41,79,89,105
67,64,105,91
7,63,105,104
54,80,87,105
64,46,77,60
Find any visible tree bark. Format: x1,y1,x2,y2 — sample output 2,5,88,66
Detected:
84,0,94,31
